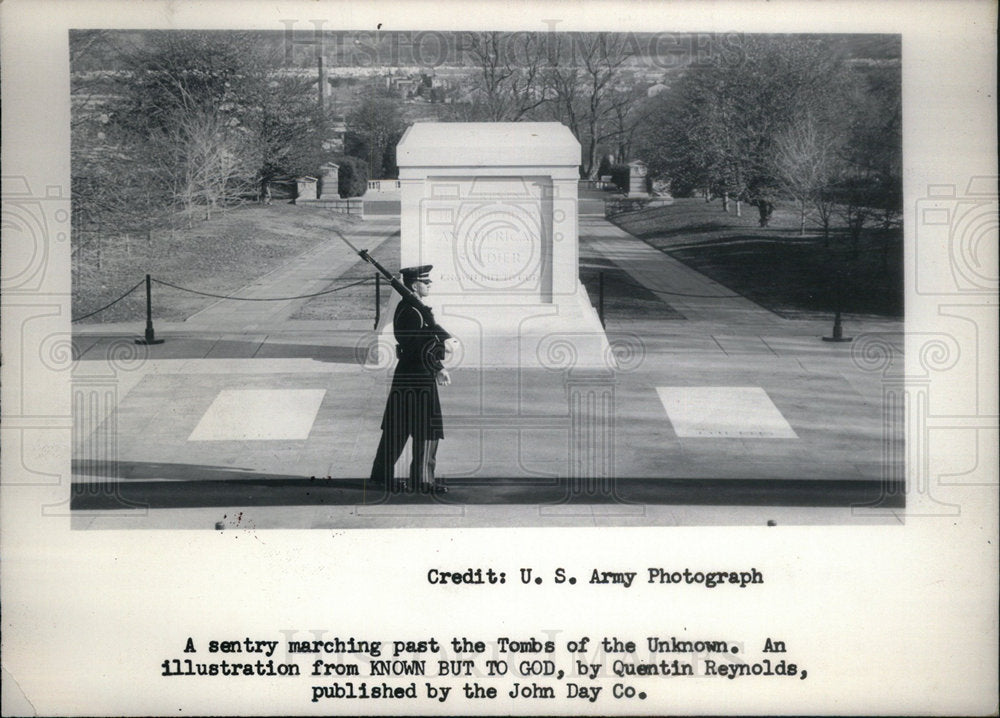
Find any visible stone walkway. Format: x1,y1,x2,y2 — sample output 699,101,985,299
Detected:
579,217,779,325
183,219,399,330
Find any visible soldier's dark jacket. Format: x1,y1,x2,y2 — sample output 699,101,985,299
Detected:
379,301,445,441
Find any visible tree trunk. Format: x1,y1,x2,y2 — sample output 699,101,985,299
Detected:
735,198,742,217
584,138,600,179
721,193,729,212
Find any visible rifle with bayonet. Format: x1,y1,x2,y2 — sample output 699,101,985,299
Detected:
333,230,452,345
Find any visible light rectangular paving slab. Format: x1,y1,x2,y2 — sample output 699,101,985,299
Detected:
656,386,798,439
188,389,326,441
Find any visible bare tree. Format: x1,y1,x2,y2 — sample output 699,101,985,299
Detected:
545,32,633,178
465,32,549,122
833,173,876,258
814,187,838,246
607,86,655,164
150,107,254,223
774,113,839,235
104,31,328,211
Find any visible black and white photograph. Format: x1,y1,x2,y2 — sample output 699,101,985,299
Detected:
1,1,996,715
67,27,905,526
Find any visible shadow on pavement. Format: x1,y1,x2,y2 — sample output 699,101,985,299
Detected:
73,337,368,363
71,460,904,511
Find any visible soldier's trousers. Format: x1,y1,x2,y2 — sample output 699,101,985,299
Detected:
369,432,439,485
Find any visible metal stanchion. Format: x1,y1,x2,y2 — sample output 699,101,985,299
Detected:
135,274,164,345
823,272,852,343
822,309,852,342
374,273,381,330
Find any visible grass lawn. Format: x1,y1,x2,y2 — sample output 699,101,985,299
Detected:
610,197,903,319
72,203,359,323
291,244,399,322
579,256,685,321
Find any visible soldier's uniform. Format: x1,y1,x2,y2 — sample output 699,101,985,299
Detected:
368,266,447,491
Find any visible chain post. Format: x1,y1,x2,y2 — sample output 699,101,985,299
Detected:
135,274,164,345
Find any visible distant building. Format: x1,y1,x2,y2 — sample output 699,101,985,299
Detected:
646,83,669,97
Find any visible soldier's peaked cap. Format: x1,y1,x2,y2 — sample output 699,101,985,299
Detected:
400,265,433,281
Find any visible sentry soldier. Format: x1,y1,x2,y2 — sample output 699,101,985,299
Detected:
368,265,450,492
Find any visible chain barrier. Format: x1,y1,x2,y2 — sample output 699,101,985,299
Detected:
71,275,376,323
74,267,751,327
71,279,145,323
150,276,373,301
